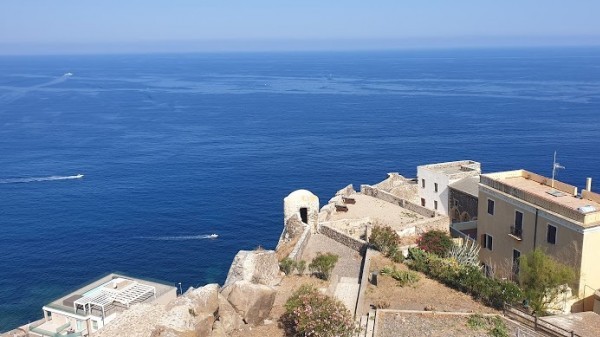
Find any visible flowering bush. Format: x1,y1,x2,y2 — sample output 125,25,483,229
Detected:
416,230,454,257
281,285,358,337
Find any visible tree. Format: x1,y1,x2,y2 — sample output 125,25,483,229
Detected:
519,248,576,315
281,285,357,337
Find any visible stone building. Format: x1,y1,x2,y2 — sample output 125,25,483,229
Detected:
448,175,479,223
283,189,319,232
417,160,481,216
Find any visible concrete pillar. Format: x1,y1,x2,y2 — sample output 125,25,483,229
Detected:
586,177,592,192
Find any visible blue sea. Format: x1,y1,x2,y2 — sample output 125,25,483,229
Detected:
1,48,600,330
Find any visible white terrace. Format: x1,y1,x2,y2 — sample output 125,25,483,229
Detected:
72,278,156,319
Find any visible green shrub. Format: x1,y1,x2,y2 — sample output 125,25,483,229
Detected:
281,284,357,337
490,316,509,337
466,315,508,337
406,248,522,309
467,314,486,329
369,225,400,255
279,258,295,275
296,260,307,275
387,244,405,263
416,230,454,257
380,266,420,287
309,253,339,280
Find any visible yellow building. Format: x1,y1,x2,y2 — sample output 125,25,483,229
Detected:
477,170,600,311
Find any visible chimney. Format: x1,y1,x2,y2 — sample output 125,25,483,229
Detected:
586,177,592,192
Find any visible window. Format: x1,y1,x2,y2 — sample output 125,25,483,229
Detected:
421,179,426,188
511,211,523,238
487,199,495,215
92,321,99,330
421,198,426,207
481,234,493,251
434,183,438,192
483,263,493,277
434,200,438,210
512,249,521,280
547,224,557,244
453,199,458,207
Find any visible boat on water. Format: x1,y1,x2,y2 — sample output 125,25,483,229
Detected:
208,234,218,239
64,72,73,77
75,174,84,179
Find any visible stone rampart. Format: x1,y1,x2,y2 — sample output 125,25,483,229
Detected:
411,215,450,234
361,184,436,218
288,226,311,261
318,224,368,253
355,248,376,317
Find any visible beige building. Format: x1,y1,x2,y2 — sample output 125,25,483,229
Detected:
477,170,600,310
28,273,176,337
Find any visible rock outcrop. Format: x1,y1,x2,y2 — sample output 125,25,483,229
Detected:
95,250,280,337
224,250,282,287
217,294,245,333
221,281,277,325
95,284,225,337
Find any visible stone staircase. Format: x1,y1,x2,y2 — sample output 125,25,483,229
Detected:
333,276,360,314
355,308,376,337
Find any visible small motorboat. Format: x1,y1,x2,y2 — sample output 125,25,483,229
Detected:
208,234,218,239
75,174,84,179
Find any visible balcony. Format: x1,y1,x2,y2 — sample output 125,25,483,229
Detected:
509,226,523,241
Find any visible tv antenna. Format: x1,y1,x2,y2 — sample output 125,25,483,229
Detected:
551,151,565,189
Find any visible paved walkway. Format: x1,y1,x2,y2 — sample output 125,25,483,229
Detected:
334,277,360,313
301,233,363,317
301,233,362,278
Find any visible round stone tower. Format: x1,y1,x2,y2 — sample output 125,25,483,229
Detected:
284,189,319,232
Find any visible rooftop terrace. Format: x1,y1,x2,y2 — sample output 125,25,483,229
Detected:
44,273,175,319
329,193,426,229
481,170,600,227
418,160,481,179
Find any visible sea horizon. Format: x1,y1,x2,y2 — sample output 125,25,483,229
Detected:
2,46,600,331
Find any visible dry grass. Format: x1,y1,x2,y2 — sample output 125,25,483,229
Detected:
363,252,498,315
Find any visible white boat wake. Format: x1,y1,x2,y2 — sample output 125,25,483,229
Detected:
0,174,84,184
0,73,73,104
138,234,218,241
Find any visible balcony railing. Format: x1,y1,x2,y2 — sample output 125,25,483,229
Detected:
510,226,523,240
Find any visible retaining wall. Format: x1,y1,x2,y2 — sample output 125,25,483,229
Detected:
361,184,436,218
288,226,311,261
319,224,368,253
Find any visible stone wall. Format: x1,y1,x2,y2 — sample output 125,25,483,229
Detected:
361,184,436,218
449,187,478,222
355,248,376,317
319,224,368,253
288,226,311,261
411,215,450,234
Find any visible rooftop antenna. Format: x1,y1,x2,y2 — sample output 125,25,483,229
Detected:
551,151,565,189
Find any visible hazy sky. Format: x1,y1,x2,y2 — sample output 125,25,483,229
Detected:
1,0,599,54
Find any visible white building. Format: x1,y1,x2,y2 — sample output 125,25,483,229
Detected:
28,273,176,337
417,160,481,216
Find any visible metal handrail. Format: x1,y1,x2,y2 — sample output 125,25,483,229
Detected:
510,225,523,239
503,304,582,337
